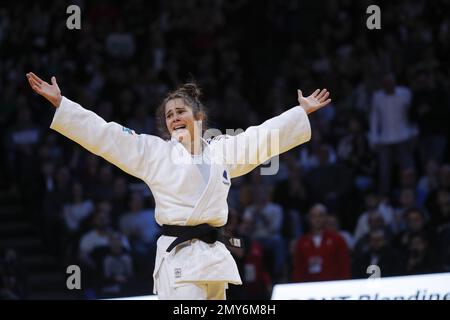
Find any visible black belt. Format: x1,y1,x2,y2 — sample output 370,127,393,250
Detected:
162,223,242,253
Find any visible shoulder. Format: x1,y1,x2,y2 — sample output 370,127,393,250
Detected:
137,133,173,155
267,202,283,213
357,211,369,221
373,89,383,96
298,235,311,245
141,133,170,144
326,230,346,243
396,86,412,98
396,86,411,93
372,90,384,101
80,230,96,242
142,209,155,217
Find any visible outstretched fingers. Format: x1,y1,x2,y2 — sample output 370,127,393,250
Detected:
316,89,328,100
27,76,41,92
27,72,44,85
318,98,332,108
318,91,329,102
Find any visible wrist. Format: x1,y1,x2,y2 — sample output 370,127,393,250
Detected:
300,105,310,115
53,95,62,108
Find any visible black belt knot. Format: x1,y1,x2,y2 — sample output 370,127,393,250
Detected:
162,223,242,253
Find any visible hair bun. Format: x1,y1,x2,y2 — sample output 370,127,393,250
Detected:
178,83,202,100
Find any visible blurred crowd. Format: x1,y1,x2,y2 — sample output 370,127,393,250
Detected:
1,0,450,299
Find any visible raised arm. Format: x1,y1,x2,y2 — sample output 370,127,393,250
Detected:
26,72,165,181
219,89,331,178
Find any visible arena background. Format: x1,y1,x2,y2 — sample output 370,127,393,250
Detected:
0,0,449,300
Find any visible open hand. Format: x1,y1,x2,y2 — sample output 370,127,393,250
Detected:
298,88,331,115
26,72,62,108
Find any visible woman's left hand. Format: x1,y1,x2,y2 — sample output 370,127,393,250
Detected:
298,88,331,114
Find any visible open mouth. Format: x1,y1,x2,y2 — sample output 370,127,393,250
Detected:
173,124,187,132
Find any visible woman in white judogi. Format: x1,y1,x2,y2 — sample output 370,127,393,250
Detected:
26,72,331,300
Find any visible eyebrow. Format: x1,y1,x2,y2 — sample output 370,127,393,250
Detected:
166,107,186,116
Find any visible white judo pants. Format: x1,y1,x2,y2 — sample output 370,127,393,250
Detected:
156,259,227,300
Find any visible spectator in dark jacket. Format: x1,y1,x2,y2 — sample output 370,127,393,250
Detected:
352,229,404,279
404,232,441,275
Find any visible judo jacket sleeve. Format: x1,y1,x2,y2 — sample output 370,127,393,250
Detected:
50,96,164,181
220,105,312,178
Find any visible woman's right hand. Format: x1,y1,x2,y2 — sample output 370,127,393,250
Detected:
26,72,62,108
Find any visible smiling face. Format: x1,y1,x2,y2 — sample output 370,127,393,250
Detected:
165,98,200,143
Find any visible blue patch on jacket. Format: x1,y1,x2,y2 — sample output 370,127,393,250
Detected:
222,170,230,185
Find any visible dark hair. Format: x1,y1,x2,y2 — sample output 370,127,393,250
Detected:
156,83,208,140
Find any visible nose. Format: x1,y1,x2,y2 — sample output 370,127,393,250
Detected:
170,117,181,130
173,113,182,122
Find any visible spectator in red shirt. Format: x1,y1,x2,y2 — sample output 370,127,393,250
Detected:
292,203,351,282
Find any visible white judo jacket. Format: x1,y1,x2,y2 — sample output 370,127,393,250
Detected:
50,96,312,293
